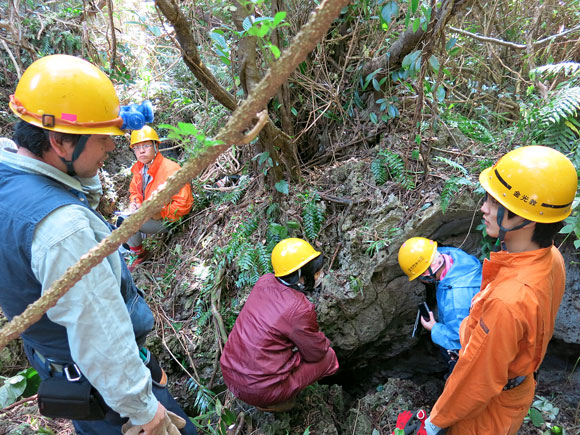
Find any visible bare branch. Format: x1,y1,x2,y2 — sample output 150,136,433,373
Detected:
1,39,21,78
449,23,580,50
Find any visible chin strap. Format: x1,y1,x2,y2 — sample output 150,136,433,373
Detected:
496,205,531,250
420,255,446,284
277,270,308,293
58,134,90,176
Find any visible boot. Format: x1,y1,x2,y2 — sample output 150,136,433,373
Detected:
128,247,150,272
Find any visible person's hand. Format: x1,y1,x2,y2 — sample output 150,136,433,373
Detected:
123,402,165,435
141,402,167,434
122,404,186,435
424,416,447,434
152,211,163,220
420,311,436,331
161,411,186,435
129,202,140,212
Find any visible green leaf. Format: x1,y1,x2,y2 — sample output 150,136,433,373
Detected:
402,50,421,71
448,46,461,56
435,86,446,102
0,374,27,408
429,55,440,72
273,11,287,26
381,1,399,24
242,16,253,32
412,17,420,32
370,112,378,124
387,104,399,118
275,180,289,195
446,37,457,51
252,151,270,166
177,122,199,135
529,407,545,427
410,0,419,14
287,221,300,229
22,368,41,398
269,44,281,59
222,408,237,426
210,31,227,49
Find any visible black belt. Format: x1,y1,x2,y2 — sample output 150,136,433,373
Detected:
503,375,527,391
34,350,82,381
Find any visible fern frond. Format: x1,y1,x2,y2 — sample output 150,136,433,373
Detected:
381,150,406,181
301,192,325,241
255,244,272,274
440,177,472,213
434,156,469,176
540,87,580,127
532,62,580,80
371,158,388,185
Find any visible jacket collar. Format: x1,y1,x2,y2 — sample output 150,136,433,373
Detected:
131,151,163,176
488,245,552,267
481,246,553,289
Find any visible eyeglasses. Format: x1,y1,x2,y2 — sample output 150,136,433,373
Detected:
132,143,154,151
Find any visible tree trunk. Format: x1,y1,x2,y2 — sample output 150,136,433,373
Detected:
156,0,300,182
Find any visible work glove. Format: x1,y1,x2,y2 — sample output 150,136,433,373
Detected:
424,416,447,435
122,410,186,435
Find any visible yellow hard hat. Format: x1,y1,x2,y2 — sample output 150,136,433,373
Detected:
9,54,124,135
479,146,578,223
398,237,437,281
130,125,159,147
271,238,321,277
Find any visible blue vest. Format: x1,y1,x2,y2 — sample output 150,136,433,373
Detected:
0,163,154,363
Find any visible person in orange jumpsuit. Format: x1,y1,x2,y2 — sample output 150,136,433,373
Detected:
424,146,578,435
120,126,193,270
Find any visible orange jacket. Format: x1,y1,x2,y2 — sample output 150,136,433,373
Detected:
129,152,193,221
430,246,566,434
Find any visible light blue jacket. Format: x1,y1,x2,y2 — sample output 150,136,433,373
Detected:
431,247,482,351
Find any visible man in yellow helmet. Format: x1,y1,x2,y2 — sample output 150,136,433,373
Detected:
398,237,481,377
0,55,195,434
220,238,339,411
425,146,578,435
117,125,193,271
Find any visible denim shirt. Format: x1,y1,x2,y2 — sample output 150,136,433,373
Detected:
0,148,158,425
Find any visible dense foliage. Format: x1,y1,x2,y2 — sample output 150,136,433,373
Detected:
1,0,580,433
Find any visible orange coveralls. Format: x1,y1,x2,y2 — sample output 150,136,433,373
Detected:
129,152,193,221
430,246,565,434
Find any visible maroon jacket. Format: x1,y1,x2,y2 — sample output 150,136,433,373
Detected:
220,273,332,393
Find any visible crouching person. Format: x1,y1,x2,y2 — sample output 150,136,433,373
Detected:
119,125,193,271
220,238,339,412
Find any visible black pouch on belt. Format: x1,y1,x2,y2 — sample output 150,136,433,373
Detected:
37,377,107,420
